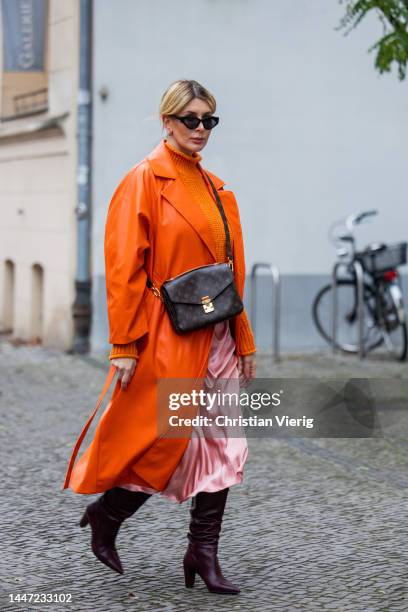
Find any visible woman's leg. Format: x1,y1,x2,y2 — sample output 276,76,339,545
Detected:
80,487,152,574
183,487,240,594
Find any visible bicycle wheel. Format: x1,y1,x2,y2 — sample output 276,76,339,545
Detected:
378,283,408,361
312,279,384,354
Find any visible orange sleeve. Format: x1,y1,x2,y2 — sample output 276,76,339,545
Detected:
109,341,139,360
220,191,256,357
234,308,257,356
104,164,152,345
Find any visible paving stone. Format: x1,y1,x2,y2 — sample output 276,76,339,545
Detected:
0,340,407,611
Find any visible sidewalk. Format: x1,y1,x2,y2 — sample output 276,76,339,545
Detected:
256,347,408,378
1,339,407,611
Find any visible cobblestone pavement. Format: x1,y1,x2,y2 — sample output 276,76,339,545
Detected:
1,339,408,612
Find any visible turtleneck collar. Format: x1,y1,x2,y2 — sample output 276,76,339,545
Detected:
164,138,202,165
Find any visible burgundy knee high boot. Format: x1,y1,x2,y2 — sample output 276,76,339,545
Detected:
79,487,152,574
183,487,240,594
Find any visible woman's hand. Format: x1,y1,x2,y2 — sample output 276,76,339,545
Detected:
238,353,256,387
110,357,138,390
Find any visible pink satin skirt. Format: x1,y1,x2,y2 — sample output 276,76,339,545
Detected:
119,320,248,503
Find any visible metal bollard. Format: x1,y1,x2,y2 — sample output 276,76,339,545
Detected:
250,263,281,363
332,260,365,359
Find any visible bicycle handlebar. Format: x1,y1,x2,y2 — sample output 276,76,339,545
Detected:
345,209,378,233
354,210,378,224
329,210,379,258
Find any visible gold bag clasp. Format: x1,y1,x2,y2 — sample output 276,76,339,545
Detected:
201,295,214,313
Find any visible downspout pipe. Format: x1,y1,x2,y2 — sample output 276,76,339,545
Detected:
71,0,92,353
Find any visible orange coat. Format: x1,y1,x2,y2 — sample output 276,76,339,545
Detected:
62,139,255,495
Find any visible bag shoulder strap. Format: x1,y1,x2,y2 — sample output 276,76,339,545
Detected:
204,172,234,267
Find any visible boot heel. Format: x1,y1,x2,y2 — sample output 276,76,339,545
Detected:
183,560,196,588
79,510,89,528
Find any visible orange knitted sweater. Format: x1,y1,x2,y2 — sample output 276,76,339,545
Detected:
109,140,256,361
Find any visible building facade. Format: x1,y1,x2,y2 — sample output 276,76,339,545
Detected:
0,0,78,349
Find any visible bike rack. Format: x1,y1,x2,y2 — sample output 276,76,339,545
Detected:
332,260,365,359
250,263,281,363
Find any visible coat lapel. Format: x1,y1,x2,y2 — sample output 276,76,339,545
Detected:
146,140,228,263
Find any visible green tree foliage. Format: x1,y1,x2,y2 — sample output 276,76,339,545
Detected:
338,0,408,79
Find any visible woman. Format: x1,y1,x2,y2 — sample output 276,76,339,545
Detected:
63,79,256,595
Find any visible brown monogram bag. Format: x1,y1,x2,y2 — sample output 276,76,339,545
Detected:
146,172,244,334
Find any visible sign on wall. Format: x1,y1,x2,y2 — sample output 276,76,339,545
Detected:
2,0,48,72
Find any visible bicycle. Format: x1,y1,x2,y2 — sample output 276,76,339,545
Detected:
312,210,408,361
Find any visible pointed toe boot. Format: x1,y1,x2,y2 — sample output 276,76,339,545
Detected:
183,487,241,594
79,498,124,574
79,487,152,574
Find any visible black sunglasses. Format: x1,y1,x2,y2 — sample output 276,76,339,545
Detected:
171,114,220,130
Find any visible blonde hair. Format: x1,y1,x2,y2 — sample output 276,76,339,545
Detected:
159,80,216,126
